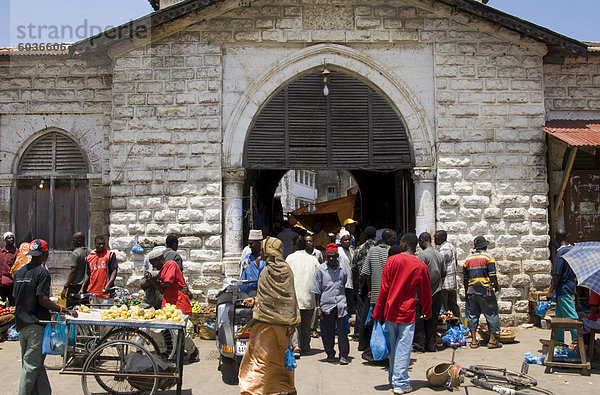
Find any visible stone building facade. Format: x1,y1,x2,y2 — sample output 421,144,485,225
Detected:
1,0,597,324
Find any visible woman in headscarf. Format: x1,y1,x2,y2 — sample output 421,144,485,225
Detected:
238,236,301,395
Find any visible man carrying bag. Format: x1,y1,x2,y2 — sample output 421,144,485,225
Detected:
13,239,77,395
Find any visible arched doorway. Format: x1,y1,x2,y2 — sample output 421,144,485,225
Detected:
14,130,90,249
242,68,415,241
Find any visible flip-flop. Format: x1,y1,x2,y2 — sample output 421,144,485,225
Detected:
469,342,480,349
487,342,503,349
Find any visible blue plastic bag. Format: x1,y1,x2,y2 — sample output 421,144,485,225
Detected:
370,321,389,361
131,236,144,254
442,326,467,348
7,324,19,341
536,301,552,317
284,340,297,371
524,352,546,365
42,313,66,355
365,305,374,325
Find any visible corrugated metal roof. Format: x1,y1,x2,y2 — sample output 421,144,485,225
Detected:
544,120,600,147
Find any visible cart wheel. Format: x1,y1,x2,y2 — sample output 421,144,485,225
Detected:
81,340,159,395
98,327,161,356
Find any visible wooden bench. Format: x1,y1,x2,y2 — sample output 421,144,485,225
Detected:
544,317,590,375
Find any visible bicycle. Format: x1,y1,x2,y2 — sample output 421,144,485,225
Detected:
429,346,554,395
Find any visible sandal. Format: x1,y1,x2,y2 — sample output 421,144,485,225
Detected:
487,341,503,349
469,342,480,349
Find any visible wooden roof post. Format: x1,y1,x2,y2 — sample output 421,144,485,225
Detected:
553,147,578,218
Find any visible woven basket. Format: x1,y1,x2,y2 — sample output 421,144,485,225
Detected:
197,324,216,340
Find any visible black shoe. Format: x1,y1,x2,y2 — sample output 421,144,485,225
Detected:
325,356,336,363
339,356,349,365
361,349,374,362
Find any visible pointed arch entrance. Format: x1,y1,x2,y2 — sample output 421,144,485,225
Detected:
243,67,414,245
221,45,436,271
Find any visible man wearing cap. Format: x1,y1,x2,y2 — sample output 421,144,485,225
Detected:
240,230,266,296
336,218,357,248
80,235,118,306
287,235,320,355
1,232,18,305
141,243,167,309
145,250,198,362
13,239,78,394
311,243,350,365
146,250,191,313
463,236,502,349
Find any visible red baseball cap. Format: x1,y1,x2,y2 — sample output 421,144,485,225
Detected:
27,239,49,256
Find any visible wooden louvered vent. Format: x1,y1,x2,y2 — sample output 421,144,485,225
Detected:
245,68,413,170
18,132,88,176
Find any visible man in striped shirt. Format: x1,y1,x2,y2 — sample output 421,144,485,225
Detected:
463,236,502,349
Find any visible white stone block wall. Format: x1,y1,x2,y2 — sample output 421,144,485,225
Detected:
109,34,224,302
185,0,549,321
544,55,600,119
1,0,573,316
0,55,112,239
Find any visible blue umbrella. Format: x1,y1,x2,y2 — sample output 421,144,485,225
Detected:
563,242,600,295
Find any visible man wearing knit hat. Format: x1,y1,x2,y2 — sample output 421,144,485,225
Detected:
0,231,18,305
311,243,350,365
463,235,502,349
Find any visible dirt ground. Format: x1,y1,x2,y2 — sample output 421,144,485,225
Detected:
0,326,598,394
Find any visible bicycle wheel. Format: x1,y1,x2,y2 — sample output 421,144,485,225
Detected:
81,340,159,395
468,365,538,387
98,327,161,356
471,378,553,395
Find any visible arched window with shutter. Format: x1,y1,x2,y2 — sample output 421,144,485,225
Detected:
15,130,90,249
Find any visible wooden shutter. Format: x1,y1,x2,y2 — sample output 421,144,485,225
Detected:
245,68,413,170
19,131,88,176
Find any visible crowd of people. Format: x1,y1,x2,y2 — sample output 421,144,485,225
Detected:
235,219,505,394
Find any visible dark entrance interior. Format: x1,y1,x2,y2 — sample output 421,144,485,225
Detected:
242,67,415,240
243,169,414,239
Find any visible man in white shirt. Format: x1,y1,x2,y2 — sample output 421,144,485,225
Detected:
287,235,320,355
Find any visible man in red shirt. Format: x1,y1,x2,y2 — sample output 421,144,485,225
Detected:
372,233,432,394
146,249,191,314
1,232,18,305
80,235,118,306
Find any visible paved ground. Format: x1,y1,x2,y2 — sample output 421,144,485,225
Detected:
0,326,598,394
